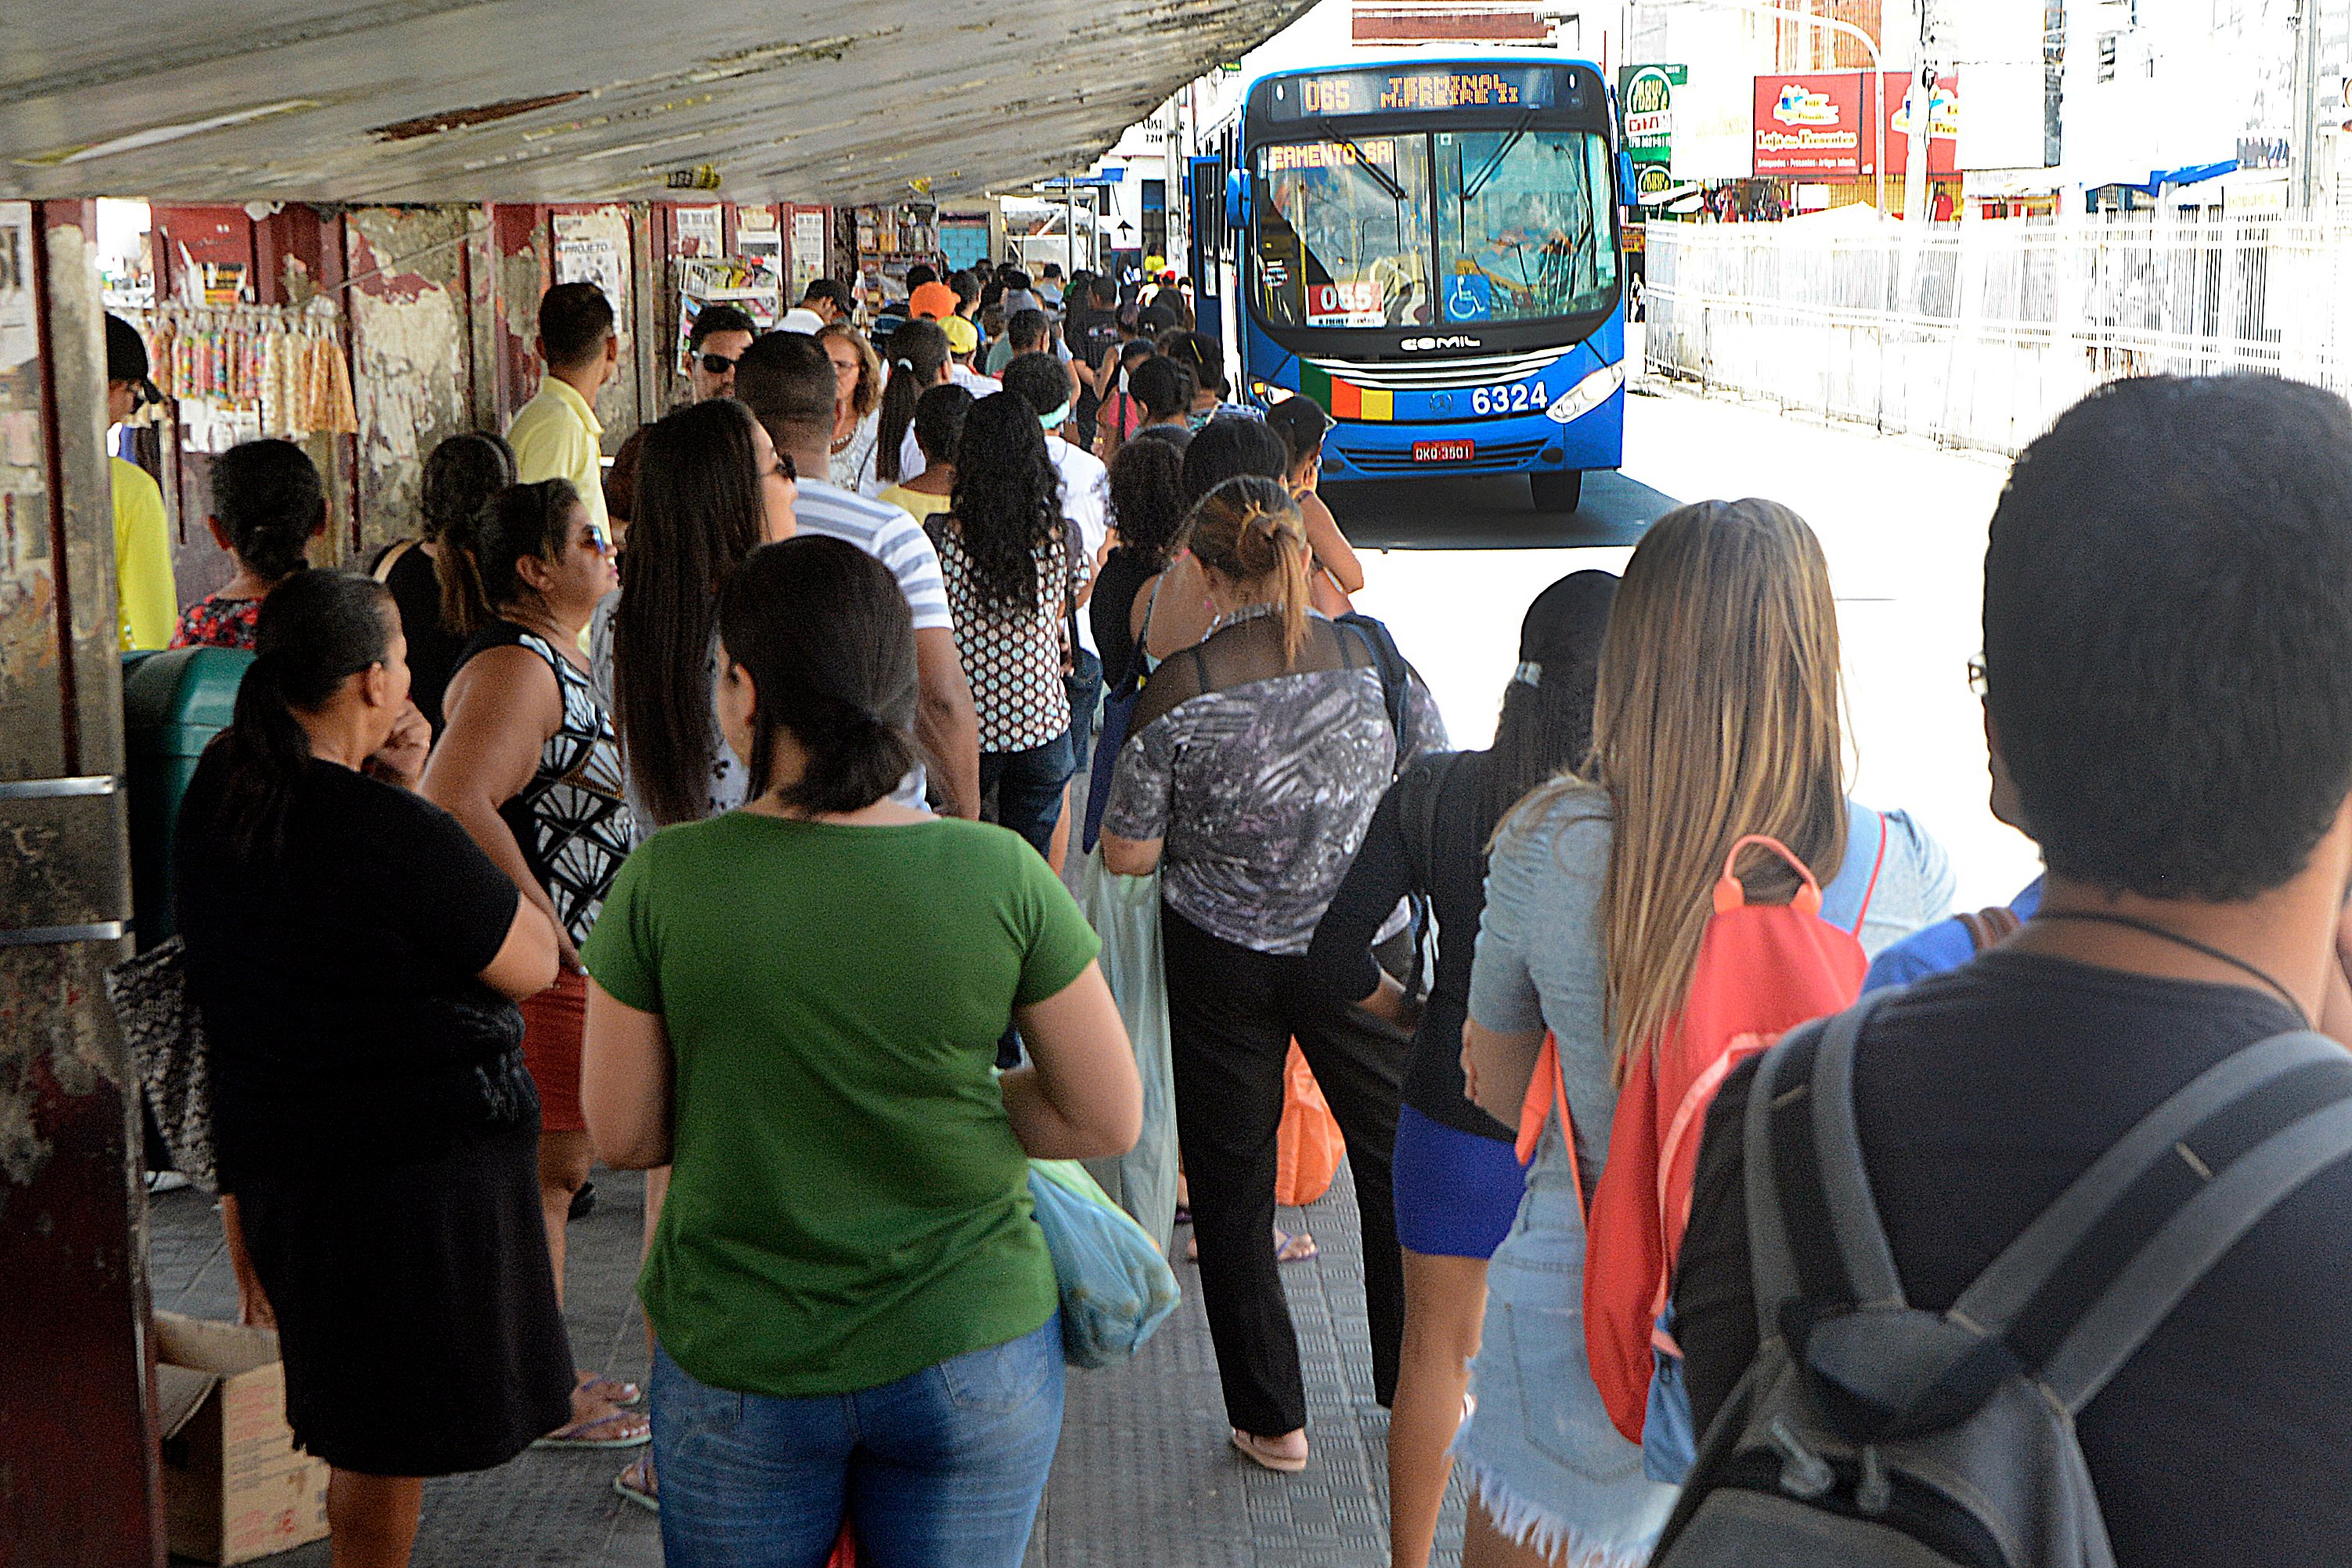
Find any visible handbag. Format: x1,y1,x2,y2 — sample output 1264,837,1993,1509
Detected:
1026,1158,1181,1368
1074,852,1179,1255
103,936,217,1192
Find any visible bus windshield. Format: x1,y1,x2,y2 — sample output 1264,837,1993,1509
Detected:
1250,126,1616,333
1432,128,1617,325
1253,137,1434,330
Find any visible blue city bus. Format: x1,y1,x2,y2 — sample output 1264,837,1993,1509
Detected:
1191,54,1626,511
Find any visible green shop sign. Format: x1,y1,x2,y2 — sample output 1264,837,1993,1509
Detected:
1618,63,1684,167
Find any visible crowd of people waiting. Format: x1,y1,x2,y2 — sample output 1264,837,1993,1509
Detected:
149,251,2352,1568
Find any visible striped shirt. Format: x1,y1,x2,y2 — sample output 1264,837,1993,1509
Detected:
792,480,953,633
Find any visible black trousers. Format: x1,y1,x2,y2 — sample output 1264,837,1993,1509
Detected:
1161,903,1409,1438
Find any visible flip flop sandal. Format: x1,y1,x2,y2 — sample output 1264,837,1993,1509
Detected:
1275,1227,1318,1264
1230,1428,1309,1473
534,1408,652,1450
578,1372,642,1408
613,1454,658,1513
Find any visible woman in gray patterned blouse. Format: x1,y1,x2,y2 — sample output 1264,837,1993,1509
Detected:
1100,476,1448,1475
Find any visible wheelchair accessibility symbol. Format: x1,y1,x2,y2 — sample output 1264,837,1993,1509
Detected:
1447,272,1492,322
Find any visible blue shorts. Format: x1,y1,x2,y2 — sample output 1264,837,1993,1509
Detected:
1391,1104,1529,1259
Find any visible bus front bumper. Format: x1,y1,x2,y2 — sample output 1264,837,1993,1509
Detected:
1315,391,1624,481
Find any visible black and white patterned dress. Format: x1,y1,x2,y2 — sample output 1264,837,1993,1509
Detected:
457,621,636,946
929,517,1092,754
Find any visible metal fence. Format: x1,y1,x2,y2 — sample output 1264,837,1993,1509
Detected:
1643,217,2352,455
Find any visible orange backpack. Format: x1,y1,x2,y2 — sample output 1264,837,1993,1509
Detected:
1517,829,1883,1446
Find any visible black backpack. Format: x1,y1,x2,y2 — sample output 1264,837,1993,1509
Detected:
1655,992,2352,1568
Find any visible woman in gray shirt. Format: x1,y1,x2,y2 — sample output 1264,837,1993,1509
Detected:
1101,476,1447,1475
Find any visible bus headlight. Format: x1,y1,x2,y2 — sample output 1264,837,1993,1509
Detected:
1546,362,1625,425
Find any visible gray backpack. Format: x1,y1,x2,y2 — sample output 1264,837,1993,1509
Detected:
1654,993,2352,1568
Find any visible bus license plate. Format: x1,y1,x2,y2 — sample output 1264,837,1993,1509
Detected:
1412,439,1476,463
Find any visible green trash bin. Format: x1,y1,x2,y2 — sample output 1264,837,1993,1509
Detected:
123,647,253,950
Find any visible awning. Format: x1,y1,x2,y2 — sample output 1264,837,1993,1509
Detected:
2135,160,2238,194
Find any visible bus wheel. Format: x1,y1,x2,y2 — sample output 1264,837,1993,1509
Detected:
1531,470,1583,514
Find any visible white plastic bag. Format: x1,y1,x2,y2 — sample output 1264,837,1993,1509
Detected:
1075,850,1179,1256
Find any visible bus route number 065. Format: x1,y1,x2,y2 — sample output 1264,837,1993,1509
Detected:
1472,381,1547,416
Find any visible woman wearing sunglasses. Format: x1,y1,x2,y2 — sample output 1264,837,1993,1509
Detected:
423,478,646,1452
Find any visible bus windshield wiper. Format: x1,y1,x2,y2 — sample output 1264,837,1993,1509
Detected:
1337,135,1409,205
1461,110,1536,204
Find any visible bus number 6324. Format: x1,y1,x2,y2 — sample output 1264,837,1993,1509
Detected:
1472,382,1546,416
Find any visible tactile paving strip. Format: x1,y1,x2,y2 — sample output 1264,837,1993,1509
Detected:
147,1159,1464,1566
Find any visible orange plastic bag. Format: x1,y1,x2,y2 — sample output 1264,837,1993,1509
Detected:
1274,1044,1346,1206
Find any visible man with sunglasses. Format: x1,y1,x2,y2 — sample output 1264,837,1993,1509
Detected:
685,304,757,404
104,313,177,651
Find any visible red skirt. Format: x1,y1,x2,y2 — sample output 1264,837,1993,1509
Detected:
519,968,587,1134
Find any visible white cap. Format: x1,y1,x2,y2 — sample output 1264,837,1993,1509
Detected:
778,307,826,334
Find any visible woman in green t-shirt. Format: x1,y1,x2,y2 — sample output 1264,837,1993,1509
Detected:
580,535,1140,1567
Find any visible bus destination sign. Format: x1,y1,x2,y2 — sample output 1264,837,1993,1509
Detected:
1265,66,1564,121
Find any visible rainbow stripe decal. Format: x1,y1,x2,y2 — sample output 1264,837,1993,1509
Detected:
1297,362,1394,421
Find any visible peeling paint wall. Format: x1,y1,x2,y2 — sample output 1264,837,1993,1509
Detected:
346,207,476,552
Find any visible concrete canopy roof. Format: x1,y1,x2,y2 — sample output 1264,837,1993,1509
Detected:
0,0,1308,204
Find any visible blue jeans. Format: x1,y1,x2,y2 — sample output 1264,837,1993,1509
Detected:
979,728,1077,860
652,1316,1065,1568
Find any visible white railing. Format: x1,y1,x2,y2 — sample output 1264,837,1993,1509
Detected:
1643,217,2352,456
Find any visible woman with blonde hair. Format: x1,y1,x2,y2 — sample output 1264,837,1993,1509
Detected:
817,320,884,493
1454,498,1953,1568
1101,475,1448,1476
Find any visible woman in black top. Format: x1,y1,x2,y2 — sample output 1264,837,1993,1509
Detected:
175,570,568,1561
1305,569,1616,1568
370,432,512,733
1092,435,1187,690
422,479,641,1449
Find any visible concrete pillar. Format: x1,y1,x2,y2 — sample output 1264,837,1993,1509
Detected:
0,198,164,1567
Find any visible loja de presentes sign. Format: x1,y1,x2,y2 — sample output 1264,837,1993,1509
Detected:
1753,73,1957,178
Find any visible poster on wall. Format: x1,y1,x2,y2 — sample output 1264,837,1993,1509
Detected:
737,207,783,272
791,207,828,298
674,204,723,258
0,203,34,371
553,213,626,309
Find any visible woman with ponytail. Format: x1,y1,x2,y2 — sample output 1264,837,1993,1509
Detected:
171,438,328,650
422,478,645,1452
874,315,952,490
176,570,569,1568
579,535,1140,1566
1098,475,1448,1476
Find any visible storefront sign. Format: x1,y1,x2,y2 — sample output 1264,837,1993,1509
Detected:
1619,64,1684,165
1752,73,1960,179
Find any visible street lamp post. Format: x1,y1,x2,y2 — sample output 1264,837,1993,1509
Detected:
1631,0,1888,214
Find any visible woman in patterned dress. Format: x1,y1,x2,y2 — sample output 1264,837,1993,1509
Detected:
422,478,645,1450
171,438,326,650
926,391,1091,862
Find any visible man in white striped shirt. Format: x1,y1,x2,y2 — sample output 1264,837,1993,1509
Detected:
736,331,981,818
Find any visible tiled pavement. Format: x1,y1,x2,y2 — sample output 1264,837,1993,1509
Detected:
148,1160,1464,1566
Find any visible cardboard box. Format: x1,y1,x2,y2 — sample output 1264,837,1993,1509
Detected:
153,1312,331,1564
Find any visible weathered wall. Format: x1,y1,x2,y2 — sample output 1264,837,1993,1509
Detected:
345,207,478,553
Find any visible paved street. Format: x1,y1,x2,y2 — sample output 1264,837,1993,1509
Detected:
148,381,2038,1566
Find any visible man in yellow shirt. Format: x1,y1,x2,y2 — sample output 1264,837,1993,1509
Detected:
506,283,618,538
106,315,176,651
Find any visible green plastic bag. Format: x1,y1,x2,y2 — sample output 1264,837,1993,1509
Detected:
1075,851,1180,1256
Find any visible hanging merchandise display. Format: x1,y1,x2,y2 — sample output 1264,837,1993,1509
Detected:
138,298,358,452
675,255,784,375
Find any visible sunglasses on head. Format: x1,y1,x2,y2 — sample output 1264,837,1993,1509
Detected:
699,351,740,374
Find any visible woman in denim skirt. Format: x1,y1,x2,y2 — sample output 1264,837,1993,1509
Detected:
1458,499,1953,1567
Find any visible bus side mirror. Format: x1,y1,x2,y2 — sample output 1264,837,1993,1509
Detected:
1226,168,1249,230
1617,151,1638,208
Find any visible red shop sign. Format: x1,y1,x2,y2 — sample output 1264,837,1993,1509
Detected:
1753,74,1866,177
